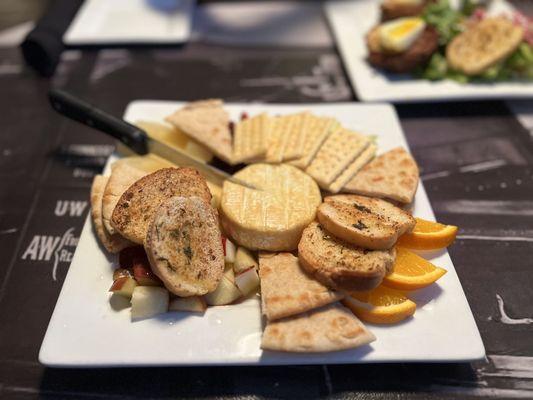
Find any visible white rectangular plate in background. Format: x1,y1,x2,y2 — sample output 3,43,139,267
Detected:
64,0,195,45
324,0,531,102
39,101,485,367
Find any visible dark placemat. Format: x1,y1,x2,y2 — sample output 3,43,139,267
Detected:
0,43,532,400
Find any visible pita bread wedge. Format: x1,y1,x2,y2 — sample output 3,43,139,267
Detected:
111,167,212,244
343,147,419,205
261,302,375,353
165,99,234,164
259,252,343,321
91,175,134,253
102,161,147,235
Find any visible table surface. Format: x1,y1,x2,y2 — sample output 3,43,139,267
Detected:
0,1,532,399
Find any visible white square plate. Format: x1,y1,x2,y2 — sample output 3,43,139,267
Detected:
64,0,195,45
324,0,532,102
39,101,485,367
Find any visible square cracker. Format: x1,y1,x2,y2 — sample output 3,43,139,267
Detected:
233,113,268,163
265,115,295,163
281,112,308,161
259,252,343,321
290,115,337,169
305,129,370,189
326,143,377,193
261,302,375,353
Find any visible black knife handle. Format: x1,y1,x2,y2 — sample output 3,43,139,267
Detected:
49,89,149,155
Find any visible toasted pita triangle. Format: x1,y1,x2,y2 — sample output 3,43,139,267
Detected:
259,253,343,321
165,99,234,164
343,147,419,205
91,175,134,253
261,302,375,353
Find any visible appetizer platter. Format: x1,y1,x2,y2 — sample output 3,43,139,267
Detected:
325,0,532,102
39,100,484,366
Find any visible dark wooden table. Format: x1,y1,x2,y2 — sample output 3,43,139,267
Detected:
0,1,532,399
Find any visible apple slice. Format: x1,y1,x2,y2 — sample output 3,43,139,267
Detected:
113,268,133,281
169,296,207,313
204,268,241,306
234,247,258,274
235,267,260,296
109,276,137,298
223,237,236,263
131,286,169,320
133,261,162,286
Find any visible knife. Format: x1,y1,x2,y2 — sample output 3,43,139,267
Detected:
48,89,256,189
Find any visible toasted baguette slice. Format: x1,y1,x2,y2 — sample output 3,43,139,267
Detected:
111,168,211,244
90,175,134,253
259,252,343,321
261,302,375,353
317,195,415,250
145,196,224,297
298,222,395,292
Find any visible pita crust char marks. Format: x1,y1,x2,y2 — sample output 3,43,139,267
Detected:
261,302,376,353
343,147,419,204
259,252,344,321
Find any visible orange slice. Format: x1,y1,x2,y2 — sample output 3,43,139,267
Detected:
342,285,416,324
382,247,446,291
397,218,458,250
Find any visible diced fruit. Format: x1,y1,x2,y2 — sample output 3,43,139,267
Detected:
109,276,137,298
113,268,133,281
224,238,236,263
131,286,169,320
234,247,258,274
382,247,447,291
119,246,145,269
235,267,260,296
131,253,162,286
342,285,416,324
169,296,207,313
204,268,241,306
397,218,458,250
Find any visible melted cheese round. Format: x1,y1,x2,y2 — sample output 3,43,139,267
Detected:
220,164,321,251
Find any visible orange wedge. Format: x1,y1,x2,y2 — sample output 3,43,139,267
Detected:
382,247,446,291
342,285,416,324
397,218,458,250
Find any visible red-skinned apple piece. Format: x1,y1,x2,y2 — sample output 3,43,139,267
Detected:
109,276,137,298
169,296,207,313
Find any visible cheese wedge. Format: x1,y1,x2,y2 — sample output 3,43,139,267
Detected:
220,164,321,251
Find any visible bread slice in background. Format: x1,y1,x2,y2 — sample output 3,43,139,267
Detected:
145,196,224,297
298,222,396,292
447,17,524,76
111,167,212,244
317,194,415,250
91,175,134,253
343,147,419,205
259,252,343,321
261,302,375,352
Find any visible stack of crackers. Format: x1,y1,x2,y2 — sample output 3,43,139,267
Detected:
166,100,420,199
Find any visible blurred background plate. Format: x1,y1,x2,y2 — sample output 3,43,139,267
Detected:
64,0,195,45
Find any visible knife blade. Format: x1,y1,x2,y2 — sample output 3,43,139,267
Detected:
48,89,256,190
